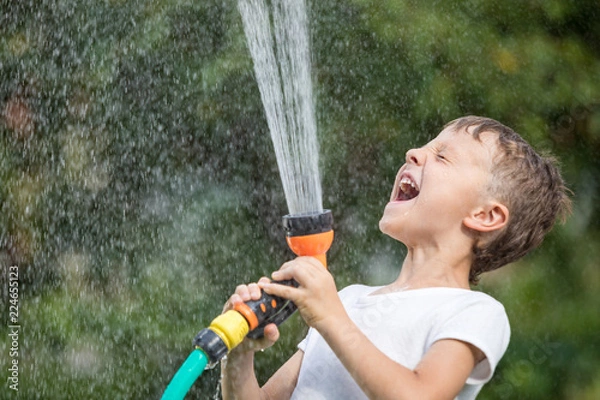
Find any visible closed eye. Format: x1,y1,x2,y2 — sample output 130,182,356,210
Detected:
429,143,448,162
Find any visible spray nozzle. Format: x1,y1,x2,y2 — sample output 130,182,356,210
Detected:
192,211,334,359
245,211,334,339
283,210,334,267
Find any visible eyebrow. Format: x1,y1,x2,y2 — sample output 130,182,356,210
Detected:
436,143,448,152
428,142,449,154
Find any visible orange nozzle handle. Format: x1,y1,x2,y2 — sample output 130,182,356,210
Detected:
282,210,334,267
233,302,260,330
286,230,334,268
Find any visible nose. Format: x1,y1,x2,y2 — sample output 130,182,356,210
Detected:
405,147,424,165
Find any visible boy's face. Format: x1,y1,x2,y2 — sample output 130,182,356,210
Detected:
379,125,499,247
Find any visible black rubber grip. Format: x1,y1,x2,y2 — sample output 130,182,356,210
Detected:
282,210,333,236
245,279,299,339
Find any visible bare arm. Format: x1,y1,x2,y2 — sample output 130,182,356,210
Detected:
319,314,482,399
263,257,483,400
221,335,303,400
221,347,263,400
262,350,303,399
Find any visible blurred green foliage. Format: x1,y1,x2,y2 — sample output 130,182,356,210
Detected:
0,0,598,398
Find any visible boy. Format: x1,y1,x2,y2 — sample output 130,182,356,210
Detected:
220,116,571,399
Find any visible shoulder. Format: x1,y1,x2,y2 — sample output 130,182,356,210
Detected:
458,290,508,319
436,289,509,328
427,290,510,384
428,289,510,351
337,283,379,302
456,289,506,308
405,288,508,319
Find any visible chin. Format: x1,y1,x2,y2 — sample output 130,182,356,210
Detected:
378,212,397,237
378,217,388,234
379,206,411,243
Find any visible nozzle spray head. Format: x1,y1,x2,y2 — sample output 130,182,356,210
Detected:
282,210,334,267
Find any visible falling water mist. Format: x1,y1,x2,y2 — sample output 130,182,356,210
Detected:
238,0,322,215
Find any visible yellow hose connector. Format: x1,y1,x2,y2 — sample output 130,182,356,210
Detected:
208,310,250,351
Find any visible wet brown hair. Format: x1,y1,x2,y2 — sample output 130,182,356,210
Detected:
445,116,572,284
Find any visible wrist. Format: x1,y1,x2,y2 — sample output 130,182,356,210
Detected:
314,308,353,337
223,346,254,368
221,350,255,383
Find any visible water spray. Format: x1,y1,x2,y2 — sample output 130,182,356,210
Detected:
162,0,324,397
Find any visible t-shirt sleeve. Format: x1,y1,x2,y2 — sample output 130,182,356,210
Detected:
297,328,312,352
430,296,511,384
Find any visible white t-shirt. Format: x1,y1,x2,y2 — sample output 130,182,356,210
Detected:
290,285,510,400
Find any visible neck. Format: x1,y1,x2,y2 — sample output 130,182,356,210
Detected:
390,243,472,291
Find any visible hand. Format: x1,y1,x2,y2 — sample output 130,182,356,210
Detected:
260,257,347,332
222,278,280,354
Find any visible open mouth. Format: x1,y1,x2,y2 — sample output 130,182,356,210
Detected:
395,176,420,201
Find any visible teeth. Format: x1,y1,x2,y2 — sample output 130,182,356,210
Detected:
400,177,416,189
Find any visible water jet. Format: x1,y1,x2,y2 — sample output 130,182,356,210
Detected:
161,1,331,398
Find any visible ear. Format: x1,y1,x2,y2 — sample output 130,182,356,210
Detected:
463,202,509,233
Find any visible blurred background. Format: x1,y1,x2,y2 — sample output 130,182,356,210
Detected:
0,0,598,399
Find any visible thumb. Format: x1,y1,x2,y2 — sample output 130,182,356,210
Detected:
263,323,280,343
248,323,280,351
232,323,280,354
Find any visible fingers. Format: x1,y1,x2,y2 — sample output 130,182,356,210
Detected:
271,260,297,281
228,324,280,355
226,257,322,310
257,276,271,285
271,256,324,283
235,282,263,302
299,256,326,269
223,278,270,313
261,280,294,301
220,278,285,355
